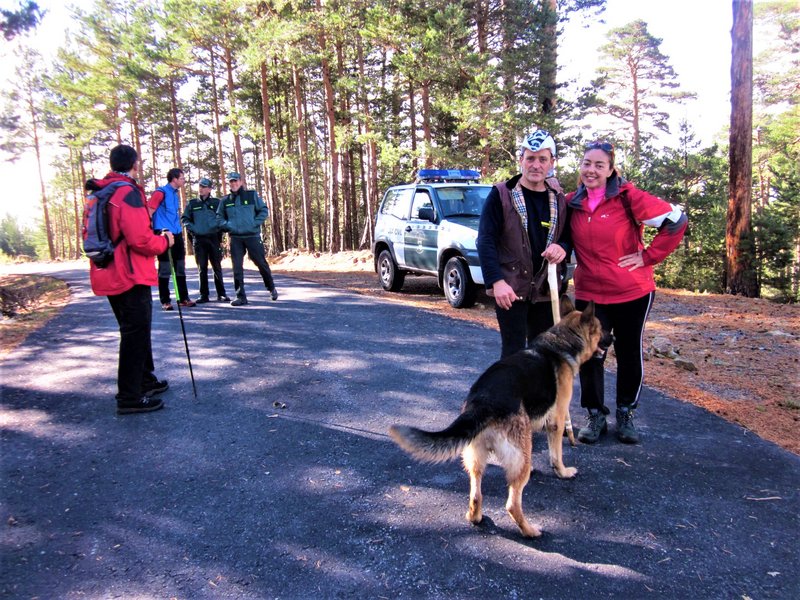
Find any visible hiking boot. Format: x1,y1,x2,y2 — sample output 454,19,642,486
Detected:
116,396,164,415
142,379,169,397
162,302,173,311
616,408,640,444
195,296,210,304
230,297,248,306
577,410,608,444
217,295,230,302
270,288,279,301
178,299,196,307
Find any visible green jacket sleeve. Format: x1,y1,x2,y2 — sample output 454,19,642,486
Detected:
181,201,195,234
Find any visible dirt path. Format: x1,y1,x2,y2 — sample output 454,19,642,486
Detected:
271,250,800,455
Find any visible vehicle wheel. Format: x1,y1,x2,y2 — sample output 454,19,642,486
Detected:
378,249,405,292
443,256,477,308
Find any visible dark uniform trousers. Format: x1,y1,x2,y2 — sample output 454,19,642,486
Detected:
193,234,227,299
230,235,275,300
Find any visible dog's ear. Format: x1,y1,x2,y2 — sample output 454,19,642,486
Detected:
580,300,596,323
559,294,575,317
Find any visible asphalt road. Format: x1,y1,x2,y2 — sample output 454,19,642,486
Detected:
2,263,799,599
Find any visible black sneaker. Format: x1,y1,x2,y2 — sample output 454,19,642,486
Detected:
161,302,173,311
577,410,608,444
142,379,169,397
231,297,248,306
270,288,279,301
217,295,230,302
117,397,164,415
616,408,640,444
196,296,210,304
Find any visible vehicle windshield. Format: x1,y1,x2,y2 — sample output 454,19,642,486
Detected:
437,186,491,218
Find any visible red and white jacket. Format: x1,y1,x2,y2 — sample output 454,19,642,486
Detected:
566,176,687,304
87,172,168,296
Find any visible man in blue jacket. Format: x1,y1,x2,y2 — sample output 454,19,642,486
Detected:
181,177,230,303
150,168,195,310
216,172,278,306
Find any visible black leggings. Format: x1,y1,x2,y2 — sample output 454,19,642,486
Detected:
575,292,654,413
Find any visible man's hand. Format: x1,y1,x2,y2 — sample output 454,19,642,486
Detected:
541,243,566,264
492,280,518,310
618,250,644,271
162,231,175,248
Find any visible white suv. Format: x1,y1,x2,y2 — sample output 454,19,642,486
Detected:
372,169,492,308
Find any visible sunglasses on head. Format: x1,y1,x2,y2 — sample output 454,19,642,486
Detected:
586,141,614,153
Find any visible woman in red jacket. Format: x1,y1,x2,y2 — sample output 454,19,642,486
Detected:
566,141,687,444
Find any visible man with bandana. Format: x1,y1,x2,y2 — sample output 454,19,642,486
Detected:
476,129,569,358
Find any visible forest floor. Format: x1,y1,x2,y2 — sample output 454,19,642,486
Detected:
1,253,798,455
271,249,800,456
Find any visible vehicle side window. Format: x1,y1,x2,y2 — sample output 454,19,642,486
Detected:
410,191,433,220
380,188,413,219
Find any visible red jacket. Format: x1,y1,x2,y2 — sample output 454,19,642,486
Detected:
566,177,687,304
88,172,168,296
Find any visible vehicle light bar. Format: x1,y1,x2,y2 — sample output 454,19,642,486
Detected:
415,169,481,183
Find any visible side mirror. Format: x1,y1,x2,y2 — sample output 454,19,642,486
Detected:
418,206,435,222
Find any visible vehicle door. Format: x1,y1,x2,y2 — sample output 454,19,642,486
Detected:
378,187,414,266
403,189,438,272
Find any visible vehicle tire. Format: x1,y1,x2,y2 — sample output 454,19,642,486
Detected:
378,249,405,292
443,256,477,308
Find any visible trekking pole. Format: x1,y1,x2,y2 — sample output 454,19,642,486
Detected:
167,243,198,398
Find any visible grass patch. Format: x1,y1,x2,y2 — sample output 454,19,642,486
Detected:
0,274,71,356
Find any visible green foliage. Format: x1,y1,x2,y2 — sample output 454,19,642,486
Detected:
0,214,37,258
0,0,43,40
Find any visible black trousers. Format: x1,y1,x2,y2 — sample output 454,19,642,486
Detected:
495,299,554,359
230,235,275,299
157,232,189,304
576,292,655,413
107,285,158,401
193,234,227,299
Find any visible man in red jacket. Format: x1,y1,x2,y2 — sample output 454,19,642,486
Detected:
87,144,175,415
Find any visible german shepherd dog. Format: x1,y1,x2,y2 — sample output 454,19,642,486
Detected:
389,297,612,538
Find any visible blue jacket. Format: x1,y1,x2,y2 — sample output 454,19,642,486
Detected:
150,184,182,234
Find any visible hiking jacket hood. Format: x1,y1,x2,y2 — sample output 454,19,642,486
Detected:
87,172,168,296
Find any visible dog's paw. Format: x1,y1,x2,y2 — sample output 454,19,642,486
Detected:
520,523,543,538
465,510,483,525
554,465,577,479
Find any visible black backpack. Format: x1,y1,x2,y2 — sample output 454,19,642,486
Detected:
82,181,132,267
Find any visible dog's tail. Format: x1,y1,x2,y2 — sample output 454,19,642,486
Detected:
389,410,487,464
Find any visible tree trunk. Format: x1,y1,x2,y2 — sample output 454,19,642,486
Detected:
474,0,491,175
208,49,227,194
539,0,558,121
168,75,185,207
292,63,315,252
27,87,55,259
357,33,376,248
224,45,245,179
421,80,433,168
725,0,758,297
317,4,340,253
259,62,283,253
